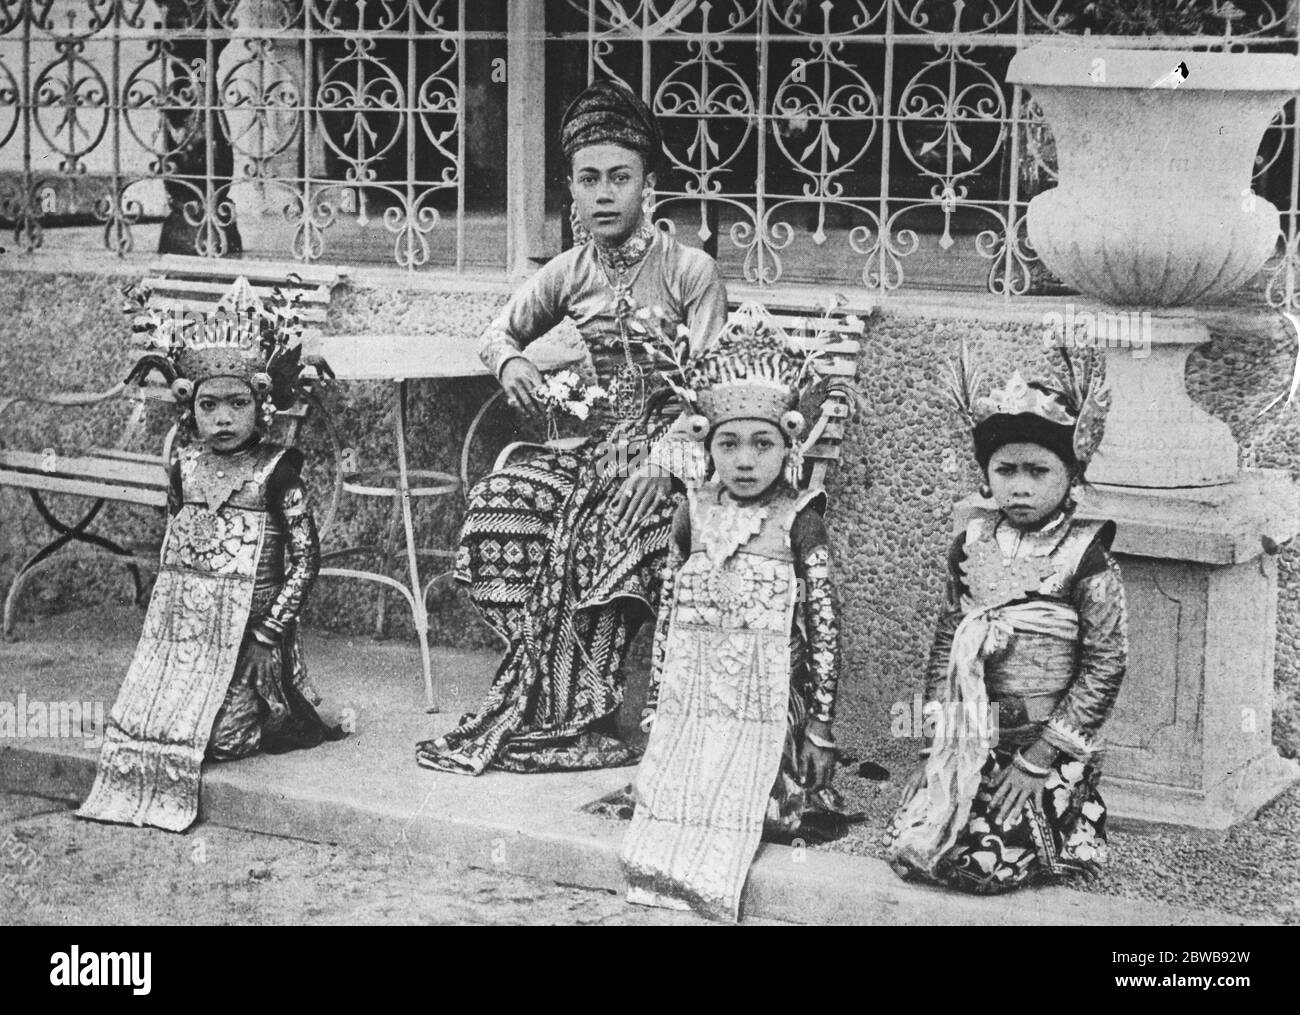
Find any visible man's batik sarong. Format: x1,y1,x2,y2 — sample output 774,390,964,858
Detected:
416,417,675,775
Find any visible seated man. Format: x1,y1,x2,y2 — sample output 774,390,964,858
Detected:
416,79,729,775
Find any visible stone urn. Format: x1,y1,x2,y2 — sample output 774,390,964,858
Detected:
1007,47,1300,487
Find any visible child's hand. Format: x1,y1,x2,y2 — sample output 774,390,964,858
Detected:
240,640,277,685
800,741,835,792
989,763,1045,827
900,760,929,803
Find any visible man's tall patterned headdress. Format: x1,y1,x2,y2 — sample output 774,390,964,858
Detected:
560,78,663,169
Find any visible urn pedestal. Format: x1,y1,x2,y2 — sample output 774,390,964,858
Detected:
1002,46,1300,829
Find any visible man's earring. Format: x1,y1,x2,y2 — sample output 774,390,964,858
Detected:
978,482,992,500
569,203,591,246
642,187,656,221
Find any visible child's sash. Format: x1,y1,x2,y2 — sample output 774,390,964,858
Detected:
77,503,265,832
887,599,1078,877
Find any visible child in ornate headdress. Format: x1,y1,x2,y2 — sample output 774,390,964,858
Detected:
620,304,858,922
78,279,346,833
886,348,1126,893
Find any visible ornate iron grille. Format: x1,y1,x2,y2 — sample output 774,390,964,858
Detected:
551,0,1300,301
0,0,508,270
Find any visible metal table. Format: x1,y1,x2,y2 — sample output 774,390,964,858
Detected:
305,332,495,713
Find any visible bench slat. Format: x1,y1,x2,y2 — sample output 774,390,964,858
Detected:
148,255,346,288
809,359,858,377
140,277,332,305
0,450,167,488
87,448,168,465
770,315,862,333
147,295,329,323
0,469,168,507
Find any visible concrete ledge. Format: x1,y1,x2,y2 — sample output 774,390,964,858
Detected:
0,738,1240,926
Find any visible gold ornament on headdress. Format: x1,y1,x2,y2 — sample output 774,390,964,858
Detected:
641,303,823,439
943,342,1111,471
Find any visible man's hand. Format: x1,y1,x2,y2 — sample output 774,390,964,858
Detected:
240,640,277,685
611,466,672,534
500,358,545,420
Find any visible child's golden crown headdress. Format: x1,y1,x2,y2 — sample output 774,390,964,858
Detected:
684,303,816,437
122,276,329,411
944,343,1110,475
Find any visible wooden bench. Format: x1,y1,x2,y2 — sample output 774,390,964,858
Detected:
0,256,345,639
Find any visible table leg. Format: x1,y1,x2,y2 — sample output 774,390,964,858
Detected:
394,379,438,712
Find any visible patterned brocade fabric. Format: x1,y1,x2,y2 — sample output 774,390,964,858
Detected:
624,483,852,921
1043,559,1127,759
418,419,677,776
797,545,839,726
644,526,687,720
643,496,842,728
885,749,1108,893
78,442,342,831
254,479,320,642
886,506,1127,895
623,485,802,921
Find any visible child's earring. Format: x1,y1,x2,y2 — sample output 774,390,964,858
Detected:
642,186,656,222
569,202,591,246
978,481,993,500
784,444,805,488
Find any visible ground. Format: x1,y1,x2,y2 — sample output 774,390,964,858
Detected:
0,791,773,926
3,606,1297,925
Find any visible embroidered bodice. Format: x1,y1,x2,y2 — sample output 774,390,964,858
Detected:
925,506,1127,759
646,482,842,726
169,441,319,645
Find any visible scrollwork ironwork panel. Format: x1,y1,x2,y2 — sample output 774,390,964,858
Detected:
556,0,1299,300
2,0,1298,299
1,0,506,269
